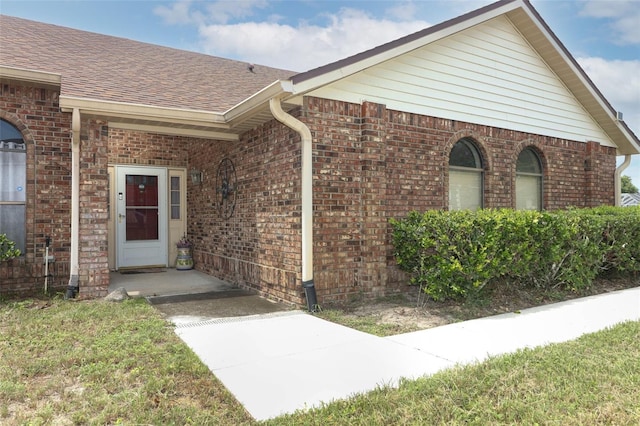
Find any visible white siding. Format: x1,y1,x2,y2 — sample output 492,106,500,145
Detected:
308,16,614,147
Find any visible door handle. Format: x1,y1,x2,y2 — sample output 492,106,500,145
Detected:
118,213,125,223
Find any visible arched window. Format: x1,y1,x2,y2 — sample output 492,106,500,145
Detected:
0,119,26,252
516,147,543,210
449,137,483,210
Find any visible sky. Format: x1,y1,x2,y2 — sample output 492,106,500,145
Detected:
2,0,639,185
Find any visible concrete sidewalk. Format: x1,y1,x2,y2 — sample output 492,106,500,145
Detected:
173,287,640,421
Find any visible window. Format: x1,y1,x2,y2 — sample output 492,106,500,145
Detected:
0,119,26,252
516,148,543,210
449,137,483,210
170,176,181,220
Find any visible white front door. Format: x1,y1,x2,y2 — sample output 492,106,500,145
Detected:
116,166,167,268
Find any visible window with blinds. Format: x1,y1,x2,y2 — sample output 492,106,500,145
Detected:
0,119,26,252
516,148,543,210
449,137,484,210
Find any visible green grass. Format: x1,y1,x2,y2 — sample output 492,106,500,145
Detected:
1,297,638,425
267,320,640,425
0,297,253,425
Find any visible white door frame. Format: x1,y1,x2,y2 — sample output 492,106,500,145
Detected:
115,166,168,269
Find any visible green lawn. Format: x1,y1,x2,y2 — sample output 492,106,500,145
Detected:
1,298,638,425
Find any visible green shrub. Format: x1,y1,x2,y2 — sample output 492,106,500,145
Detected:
523,209,602,291
390,207,639,301
589,206,640,273
0,234,21,261
391,209,516,300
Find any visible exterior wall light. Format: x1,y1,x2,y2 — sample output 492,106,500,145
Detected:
190,168,203,185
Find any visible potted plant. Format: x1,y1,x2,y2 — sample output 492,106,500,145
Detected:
176,235,194,270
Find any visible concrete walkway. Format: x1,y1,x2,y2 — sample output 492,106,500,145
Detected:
173,287,640,421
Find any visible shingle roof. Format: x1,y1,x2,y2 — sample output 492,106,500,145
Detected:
0,15,295,112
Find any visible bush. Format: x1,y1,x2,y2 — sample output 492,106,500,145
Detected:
0,234,21,261
589,206,640,273
390,207,640,301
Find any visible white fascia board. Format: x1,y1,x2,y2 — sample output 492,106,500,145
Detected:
289,2,522,95
0,65,61,86
223,80,290,122
59,96,229,129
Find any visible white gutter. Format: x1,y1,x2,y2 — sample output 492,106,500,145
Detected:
614,154,632,207
268,96,318,311
60,96,228,127
224,80,289,122
65,108,80,298
0,65,61,86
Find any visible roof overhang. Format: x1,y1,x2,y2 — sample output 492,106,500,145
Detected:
57,81,295,141
0,65,61,88
59,96,239,141
223,80,292,133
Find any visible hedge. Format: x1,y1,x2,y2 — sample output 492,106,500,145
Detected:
390,207,640,301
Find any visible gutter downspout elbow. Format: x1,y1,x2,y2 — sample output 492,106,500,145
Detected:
269,97,318,312
65,108,80,299
614,155,632,207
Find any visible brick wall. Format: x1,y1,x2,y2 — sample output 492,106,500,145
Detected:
108,129,190,167
1,84,618,304
0,80,72,296
301,97,617,303
186,119,305,305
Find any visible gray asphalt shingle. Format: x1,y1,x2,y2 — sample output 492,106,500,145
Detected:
0,15,295,112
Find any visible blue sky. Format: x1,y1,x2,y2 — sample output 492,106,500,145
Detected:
2,0,640,185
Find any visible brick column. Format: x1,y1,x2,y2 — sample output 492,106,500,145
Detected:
77,119,110,297
359,102,388,296
584,141,596,207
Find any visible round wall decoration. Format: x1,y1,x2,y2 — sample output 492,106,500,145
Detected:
216,158,237,219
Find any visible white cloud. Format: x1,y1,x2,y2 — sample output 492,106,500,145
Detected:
204,0,269,24
154,0,268,26
154,0,202,25
580,0,640,44
386,1,419,21
578,57,640,135
198,7,430,71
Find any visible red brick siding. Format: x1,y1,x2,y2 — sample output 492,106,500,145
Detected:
1,84,617,304
77,119,110,298
0,81,72,296
108,129,190,167
186,119,304,305
301,98,617,303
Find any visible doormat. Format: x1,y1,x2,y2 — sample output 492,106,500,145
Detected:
120,268,167,275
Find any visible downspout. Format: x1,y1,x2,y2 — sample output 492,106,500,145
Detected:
614,155,631,207
269,97,318,312
65,108,80,299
